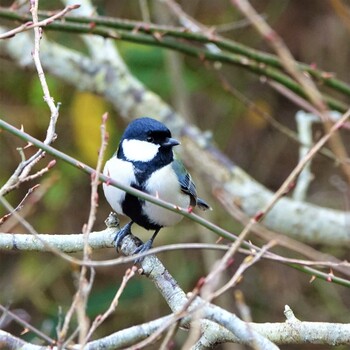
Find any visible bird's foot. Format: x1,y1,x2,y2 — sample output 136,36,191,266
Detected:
113,221,133,250
132,239,154,264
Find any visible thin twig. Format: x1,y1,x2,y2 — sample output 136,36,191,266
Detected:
2,159,56,195
160,321,181,350
0,8,349,111
211,241,275,299
0,184,40,225
0,0,62,197
83,266,137,345
213,187,350,277
231,0,325,111
77,113,109,346
0,304,56,345
0,4,80,39
0,195,83,264
257,108,350,222
218,74,348,165
58,113,109,347
27,0,59,173
57,295,79,349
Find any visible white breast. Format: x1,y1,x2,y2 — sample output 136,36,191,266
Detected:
143,164,190,227
103,157,135,215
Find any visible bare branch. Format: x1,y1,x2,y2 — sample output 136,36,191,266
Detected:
0,4,80,39
211,241,275,299
78,113,108,342
84,266,137,344
0,305,55,346
0,10,349,110
1,313,350,350
0,184,40,225
0,0,63,197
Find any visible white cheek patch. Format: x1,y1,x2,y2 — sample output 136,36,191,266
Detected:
122,139,160,162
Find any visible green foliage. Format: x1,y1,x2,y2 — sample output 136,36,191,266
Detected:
87,279,145,317
119,43,205,100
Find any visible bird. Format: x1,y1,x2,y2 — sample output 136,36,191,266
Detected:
103,117,210,261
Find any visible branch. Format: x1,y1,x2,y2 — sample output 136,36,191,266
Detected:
1,5,349,97
0,4,80,39
103,230,280,349
0,226,112,251
57,113,108,346
1,313,349,350
0,305,55,346
2,120,350,287
0,0,63,197
1,211,349,346
0,7,348,111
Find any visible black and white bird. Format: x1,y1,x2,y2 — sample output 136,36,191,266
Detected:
103,117,210,259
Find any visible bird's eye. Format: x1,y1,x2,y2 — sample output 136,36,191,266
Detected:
147,136,154,143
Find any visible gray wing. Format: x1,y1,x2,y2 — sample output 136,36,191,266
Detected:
172,158,197,206
172,158,210,210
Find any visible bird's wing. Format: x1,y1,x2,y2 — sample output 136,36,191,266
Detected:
171,158,198,207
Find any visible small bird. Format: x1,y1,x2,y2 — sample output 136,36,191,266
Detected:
103,117,210,260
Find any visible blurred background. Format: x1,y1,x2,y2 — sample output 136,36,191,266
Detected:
1,0,350,349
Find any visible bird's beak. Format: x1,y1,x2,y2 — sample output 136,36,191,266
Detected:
161,137,180,148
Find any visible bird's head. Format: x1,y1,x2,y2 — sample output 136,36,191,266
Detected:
118,117,180,163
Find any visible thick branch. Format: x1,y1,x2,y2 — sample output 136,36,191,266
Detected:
0,228,114,252
1,315,349,350
1,212,349,347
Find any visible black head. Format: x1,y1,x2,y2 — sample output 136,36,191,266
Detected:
122,117,172,144
117,117,180,175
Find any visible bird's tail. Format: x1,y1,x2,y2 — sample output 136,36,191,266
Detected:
197,197,211,211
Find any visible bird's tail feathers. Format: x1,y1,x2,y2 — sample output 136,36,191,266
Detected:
197,197,211,211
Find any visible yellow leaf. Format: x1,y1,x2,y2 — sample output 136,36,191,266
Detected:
245,99,271,129
70,92,108,165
